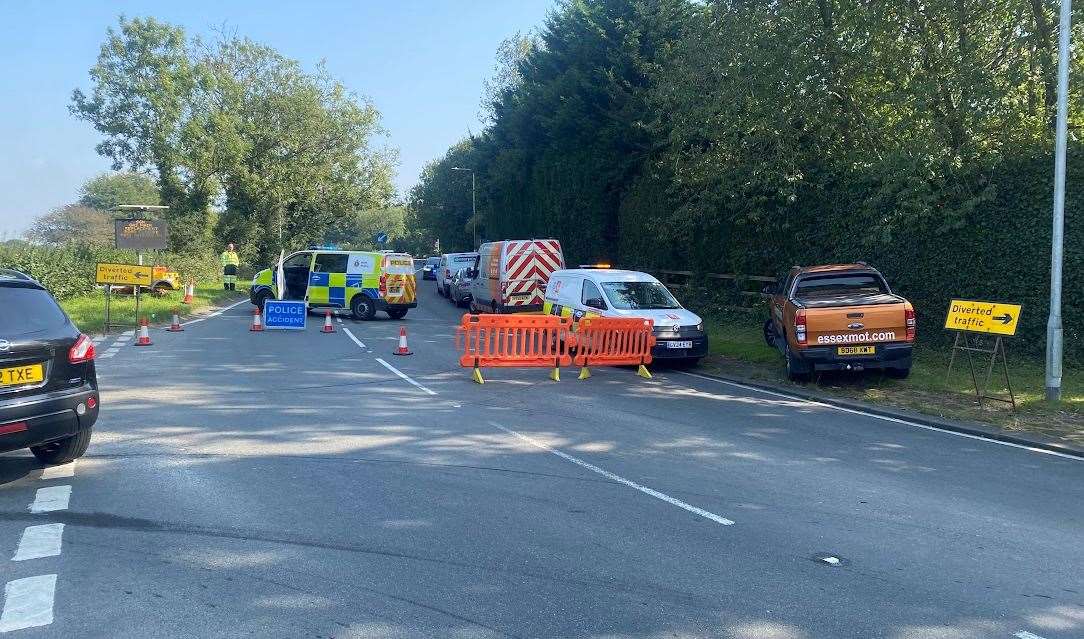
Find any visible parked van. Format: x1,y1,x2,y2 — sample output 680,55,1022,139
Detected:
543,267,708,363
250,249,417,320
436,252,479,297
470,239,564,313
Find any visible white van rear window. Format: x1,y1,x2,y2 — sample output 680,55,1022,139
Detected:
383,255,415,274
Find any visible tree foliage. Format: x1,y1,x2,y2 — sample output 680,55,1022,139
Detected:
71,17,396,263
410,0,1083,358
79,172,160,210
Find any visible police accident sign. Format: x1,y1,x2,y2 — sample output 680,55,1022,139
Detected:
944,299,1021,336
263,300,307,330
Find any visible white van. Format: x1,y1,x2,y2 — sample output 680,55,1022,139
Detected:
543,268,708,363
436,252,479,297
469,239,564,313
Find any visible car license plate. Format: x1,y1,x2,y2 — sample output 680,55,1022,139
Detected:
388,287,403,296
0,363,44,387
838,346,875,356
667,340,693,349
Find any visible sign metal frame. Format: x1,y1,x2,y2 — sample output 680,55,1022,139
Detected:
945,299,1021,411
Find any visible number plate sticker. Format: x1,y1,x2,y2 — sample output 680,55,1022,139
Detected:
0,363,44,387
667,340,693,349
838,346,875,356
388,287,404,296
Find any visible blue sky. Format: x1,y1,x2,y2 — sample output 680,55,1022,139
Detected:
0,0,555,236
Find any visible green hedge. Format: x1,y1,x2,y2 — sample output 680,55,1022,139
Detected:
0,244,222,300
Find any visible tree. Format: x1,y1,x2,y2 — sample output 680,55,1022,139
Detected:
25,205,114,247
79,172,160,210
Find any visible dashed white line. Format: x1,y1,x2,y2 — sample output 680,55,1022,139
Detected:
12,525,64,562
676,371,1083,462
0,574,56,632
491,422,735,526
375,358,438,396
342,327,367,349
40,463,74,480
1015,632,1047,639
29,486,71,514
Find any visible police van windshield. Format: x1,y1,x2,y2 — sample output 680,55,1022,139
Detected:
601,281,681,310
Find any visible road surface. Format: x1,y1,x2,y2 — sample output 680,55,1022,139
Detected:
1,283,1081,638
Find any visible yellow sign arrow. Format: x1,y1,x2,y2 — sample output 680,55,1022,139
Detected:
944,299,1022,336
95,262,153,287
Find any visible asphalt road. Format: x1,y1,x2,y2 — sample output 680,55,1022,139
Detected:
1,280,1082,638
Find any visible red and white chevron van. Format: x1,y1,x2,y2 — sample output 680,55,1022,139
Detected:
469,239,564,313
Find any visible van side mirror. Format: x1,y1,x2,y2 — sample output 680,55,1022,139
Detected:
585,297,606,310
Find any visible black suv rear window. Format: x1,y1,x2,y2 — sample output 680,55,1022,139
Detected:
0,287,68,335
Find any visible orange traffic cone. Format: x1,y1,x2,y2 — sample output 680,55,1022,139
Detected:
250,307,264,332
182,283,193,304
135,317,153,346
167,309,184,332
394,325,412,355
322,310,335,333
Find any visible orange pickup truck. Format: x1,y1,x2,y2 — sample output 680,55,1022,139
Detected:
763,263,915,381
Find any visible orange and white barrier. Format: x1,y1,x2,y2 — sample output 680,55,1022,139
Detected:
572,316,656,379
455,313,572,383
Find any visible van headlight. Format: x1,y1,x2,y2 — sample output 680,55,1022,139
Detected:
696,323,704,332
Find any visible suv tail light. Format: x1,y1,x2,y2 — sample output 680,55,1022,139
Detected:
905,307,916,342
379,274,387,295
795,310,807,346
69,334,95,363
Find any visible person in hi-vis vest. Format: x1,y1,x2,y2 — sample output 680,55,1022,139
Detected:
220,243,240,291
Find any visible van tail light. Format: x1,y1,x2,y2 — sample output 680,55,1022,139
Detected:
379,274,387,295
905,307,916,342
795,310,807,346
69,334,95,363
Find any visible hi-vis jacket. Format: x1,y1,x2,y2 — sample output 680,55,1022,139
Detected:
250,249,417,319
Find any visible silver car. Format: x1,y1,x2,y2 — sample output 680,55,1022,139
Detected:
448,266,476,308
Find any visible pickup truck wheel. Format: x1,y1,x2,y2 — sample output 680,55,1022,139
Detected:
785,345,812,382
886,366,911,380
763,319,776,346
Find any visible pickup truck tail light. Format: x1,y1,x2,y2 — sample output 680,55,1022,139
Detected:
795,310,807,346
905,307,916,342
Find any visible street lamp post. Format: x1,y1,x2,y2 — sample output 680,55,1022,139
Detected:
451,167,477,247
1045,0,1072,402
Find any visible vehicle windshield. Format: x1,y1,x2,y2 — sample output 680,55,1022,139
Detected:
601,281,681,310
0,287,67,335
426,257,440,266
795,274,888,297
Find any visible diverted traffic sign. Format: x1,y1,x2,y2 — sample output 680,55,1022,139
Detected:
263,300,307,330
944,299,1022,336
96,263,153,287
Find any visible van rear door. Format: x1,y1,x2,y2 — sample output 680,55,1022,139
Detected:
500,240,564,309
382,254,416,304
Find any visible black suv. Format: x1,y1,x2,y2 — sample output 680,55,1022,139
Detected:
0,269,97,463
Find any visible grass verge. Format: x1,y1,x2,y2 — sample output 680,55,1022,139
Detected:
61,285,248,335
701,307,1083,449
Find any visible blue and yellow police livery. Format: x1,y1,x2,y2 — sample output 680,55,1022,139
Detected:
250,249,417,320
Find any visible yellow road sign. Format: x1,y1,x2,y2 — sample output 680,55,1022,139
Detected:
96,262,153,287
944,299,1022,336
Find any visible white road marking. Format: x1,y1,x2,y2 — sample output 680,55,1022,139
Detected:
29,486,71,514
40,463,74,480
97,353,114,359
12,525,64,561
1015,632,1047,639
375,358,438,396
0,574,56,632
342,327,367,349
120,330,134,337
180,298,250,326
336,317,343,324
676,372,1083,462
492,422,735,526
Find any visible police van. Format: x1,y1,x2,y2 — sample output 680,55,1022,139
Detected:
250,248,417,320
543,267,709,363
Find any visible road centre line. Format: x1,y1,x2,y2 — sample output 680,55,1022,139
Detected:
676,371,1082,462
40,462,74,480
180,298,250,326
491,422,735,526
29,486,71,514
0,575,56,632
12,524,64,562
375,358,438,396
342,327,367,349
